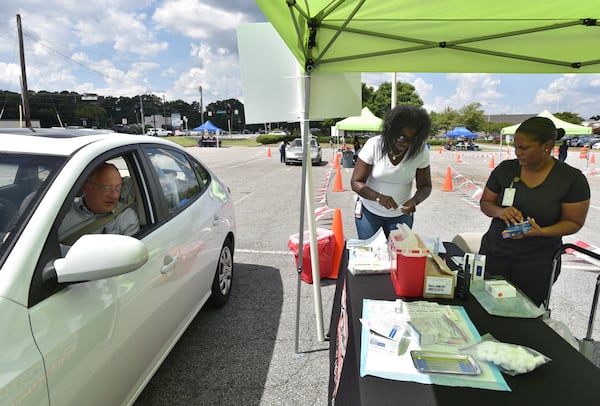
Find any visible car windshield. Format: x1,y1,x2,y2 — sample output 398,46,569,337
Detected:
0,153,64,253
290,139,318,148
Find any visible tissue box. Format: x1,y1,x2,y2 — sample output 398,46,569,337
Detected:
484,280,516,298
422,254,456,299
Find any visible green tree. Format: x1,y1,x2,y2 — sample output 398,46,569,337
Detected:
362,82,375,107
431,107,461,135
366,81,423,119
75,104,108,128
459,103,486,132
205,98,245,132
554,112,584,124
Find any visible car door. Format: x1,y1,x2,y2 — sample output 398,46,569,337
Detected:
27,148,190,406
142,146,225,312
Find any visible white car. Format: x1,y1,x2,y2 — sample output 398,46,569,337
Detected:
285,137,322,165
147,127,172,137
0,128,235,405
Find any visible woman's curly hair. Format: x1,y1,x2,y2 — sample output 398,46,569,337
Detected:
380,105,431,160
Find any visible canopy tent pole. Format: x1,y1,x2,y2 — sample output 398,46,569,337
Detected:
294,71,326,352
391,72,397,109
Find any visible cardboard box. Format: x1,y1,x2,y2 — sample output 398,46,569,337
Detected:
422,254,456,299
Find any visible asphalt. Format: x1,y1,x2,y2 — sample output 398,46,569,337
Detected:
134,143,599,406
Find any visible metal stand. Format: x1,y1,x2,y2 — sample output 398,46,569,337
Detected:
545,243,600,360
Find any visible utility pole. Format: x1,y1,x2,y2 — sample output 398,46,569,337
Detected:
199,86,204,124
16,14,31,128
139,95,145,134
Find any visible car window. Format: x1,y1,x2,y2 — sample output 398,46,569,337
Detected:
57,154,144,247
0,153,64,253
310,139,318,147
291,140,302,148
145,147,202,214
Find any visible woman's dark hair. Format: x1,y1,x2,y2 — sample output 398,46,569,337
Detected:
516,116,558,144
381,105,431,160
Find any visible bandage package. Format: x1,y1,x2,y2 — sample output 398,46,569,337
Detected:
502,221,532,239
484,280,516,299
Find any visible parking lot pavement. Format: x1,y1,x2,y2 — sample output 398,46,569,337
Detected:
136,145,599,405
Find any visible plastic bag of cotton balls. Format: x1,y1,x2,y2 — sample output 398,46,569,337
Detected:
462,340,550,375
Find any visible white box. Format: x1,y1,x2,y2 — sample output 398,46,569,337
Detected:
473,254,486,280
463,253,485,280
484,280,516,299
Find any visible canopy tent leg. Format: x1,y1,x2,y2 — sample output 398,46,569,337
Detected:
294,71,325,354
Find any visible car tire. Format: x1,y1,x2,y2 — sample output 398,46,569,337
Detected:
208,238,234,308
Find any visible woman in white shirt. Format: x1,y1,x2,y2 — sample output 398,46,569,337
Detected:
350,105,432,239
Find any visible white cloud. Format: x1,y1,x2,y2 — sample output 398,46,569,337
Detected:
2,2,599,121
167,41,241,104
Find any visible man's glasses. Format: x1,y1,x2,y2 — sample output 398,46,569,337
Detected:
87,182,122,194
394,135,416,144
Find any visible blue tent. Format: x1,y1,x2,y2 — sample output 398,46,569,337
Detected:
444,126,478,138
193,120,223,133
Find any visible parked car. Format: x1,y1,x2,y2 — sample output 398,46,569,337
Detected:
569,136,589,147
147,127,172,137
584,136,600,148
0,128,235,405
285,137,322,165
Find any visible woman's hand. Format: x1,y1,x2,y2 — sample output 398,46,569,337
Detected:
377,194,398,210
521,217,543,238
401,199,416,214
499,206,524,226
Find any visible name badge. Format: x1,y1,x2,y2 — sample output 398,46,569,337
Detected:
501,188,516,206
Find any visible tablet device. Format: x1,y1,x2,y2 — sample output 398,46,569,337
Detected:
411,351,482,375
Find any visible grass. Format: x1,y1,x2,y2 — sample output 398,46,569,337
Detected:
168,136,262,148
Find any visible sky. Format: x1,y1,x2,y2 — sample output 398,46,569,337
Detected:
1,1,600,122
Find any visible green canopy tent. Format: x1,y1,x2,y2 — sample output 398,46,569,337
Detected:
335,107,383,132
255,0,600,344
501,110,593,135
256,1,599,74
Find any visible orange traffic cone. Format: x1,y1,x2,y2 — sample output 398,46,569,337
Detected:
333,152,340,169
456,152,462,163
441,166,454,192
332,165,344,192
553,146,559,158
592,152,596,164
438,148,443,154
329,208,344,279
267,147,272,157
489,154,495,168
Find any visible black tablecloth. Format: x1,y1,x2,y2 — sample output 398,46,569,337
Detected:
328,243,600,405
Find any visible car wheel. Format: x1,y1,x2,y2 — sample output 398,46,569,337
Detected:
208,238,234,308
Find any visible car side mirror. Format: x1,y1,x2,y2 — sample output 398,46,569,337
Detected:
49,234,148,283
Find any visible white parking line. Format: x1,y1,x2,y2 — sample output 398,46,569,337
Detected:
237,248,291,255
234,192,253,205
